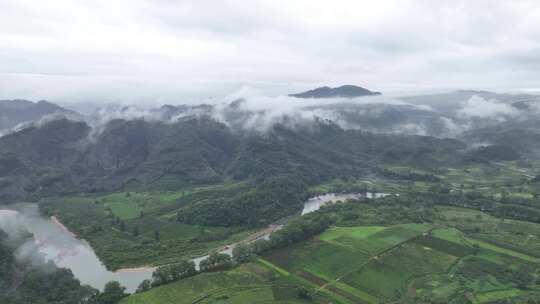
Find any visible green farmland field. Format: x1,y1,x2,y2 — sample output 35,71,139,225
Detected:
121,263,327,304
261,216,540,304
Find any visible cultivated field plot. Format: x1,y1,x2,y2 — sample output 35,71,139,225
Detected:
263,221,540,303
342,242,458,298
121,263,322,304
264,224,434,303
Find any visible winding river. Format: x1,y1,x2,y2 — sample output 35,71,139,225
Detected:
0,206,153,293
0,192,387,293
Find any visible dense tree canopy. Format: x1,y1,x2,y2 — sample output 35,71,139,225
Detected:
97,281,128,304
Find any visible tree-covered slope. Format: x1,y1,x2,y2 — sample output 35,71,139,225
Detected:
0,116,465,203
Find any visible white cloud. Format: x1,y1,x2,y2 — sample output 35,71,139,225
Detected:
440,116,470,137
1,0,540,103
458,95,518,119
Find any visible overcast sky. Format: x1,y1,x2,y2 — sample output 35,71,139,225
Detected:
1,0,540,104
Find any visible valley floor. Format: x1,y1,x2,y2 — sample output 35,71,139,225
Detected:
35,160,540,303
122,206,540,303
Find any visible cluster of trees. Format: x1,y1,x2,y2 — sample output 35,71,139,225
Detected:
269,213,335,248
231,243,255,263
97,281,129,304
199,253,233,272
177,175,309,227
137,252,239,293
137,260,197,292
378,168,441,182
467,144,521,162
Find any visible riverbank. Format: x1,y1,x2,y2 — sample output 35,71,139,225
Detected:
115,266,157,273
51,215,76,237
0,206,153,293
2,191,387,292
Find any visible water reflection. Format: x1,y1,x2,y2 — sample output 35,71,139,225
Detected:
0,206,153,293
302,192,389,215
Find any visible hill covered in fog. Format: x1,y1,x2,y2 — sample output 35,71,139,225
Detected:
0,100,77,135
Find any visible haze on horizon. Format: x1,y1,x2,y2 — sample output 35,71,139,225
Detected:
1,0,540,104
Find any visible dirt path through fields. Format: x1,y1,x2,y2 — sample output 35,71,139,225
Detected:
317,228,434,293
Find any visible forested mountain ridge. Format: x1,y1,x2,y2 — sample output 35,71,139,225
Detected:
0,99,76,133
0,114,464,215
2,91,539,227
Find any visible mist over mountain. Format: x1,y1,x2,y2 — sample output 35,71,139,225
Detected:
0,100,77,136
0,113,463,203
5,2,540,303
6,89,540,142
2,89,540,205
3,98,540,301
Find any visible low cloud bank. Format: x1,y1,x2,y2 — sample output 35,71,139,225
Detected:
199,92,434,134
5,90,538,140
458,95,518,119
0,207,46,269
0,92,469,138
0,205,80,269
70,92,436,136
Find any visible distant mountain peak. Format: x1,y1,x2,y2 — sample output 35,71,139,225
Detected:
289,85,381,99
0,99,76,132
455,90,496,95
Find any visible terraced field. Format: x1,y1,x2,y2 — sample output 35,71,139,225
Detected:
121,263,326,304
118,203,540,304
263,224,435,303
262,219,540,303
